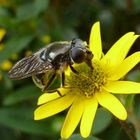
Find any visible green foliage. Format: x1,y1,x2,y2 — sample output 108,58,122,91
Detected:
0,107,52,136
92,108,112,135
16,0,49,21
0,33,35,63
3,85,40,105
0,0,140,140
66,134,101,140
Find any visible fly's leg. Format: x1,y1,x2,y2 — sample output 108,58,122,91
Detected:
56,90,62,96
46,89,63,96
69,65,79,75
70,65,92,81
86,60,93,70
61,72,70,88
61,72,65,87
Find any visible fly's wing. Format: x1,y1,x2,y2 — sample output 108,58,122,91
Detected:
8,49,53,80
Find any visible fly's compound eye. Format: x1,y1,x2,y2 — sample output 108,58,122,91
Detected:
70,47,85,63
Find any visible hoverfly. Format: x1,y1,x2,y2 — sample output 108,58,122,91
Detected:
8,39,93,93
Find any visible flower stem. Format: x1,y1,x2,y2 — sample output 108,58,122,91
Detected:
118,120,136,140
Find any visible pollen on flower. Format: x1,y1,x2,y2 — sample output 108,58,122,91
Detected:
68,61,107,98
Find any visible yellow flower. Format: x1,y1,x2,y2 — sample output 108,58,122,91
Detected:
0,44,4,51
41,35,51,44
10,53,18,60
0,28,6,41
1,60,12,71
34,22,140,139
24,50,32,57
0,28,6,51
0,0,8,6
0,72,2,80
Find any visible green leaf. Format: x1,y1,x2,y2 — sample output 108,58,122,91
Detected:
50,26,77,40
2,71,13,90
125,94,135,109
0,126,18,140
66,134,101,140
134,95,140,119
0,107,54,136
3,85,40,105
0,7,16,28
92,108,112,134
134,0,140,12
52,116,64,133
34,0,49,16
0,33,35,63
0,7,11,17
16,3,36,21
127,70,140,82
134,96,140,140
16,0,49,21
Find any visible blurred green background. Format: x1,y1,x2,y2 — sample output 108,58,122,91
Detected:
0,0,140,140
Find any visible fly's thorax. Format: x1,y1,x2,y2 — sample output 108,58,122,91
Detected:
44,42,71,61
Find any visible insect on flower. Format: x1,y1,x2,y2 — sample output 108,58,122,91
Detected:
34,22,140,139
8,39,93,93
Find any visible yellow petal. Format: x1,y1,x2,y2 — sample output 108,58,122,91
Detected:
102,32,139,68
59,87,71,95
37,87,69,105
96,91,127,120
104,81,140,94
37,88,71,105
80,97,98,138
34,93,76,120
61,96,85,139
108,52,140,80
89,21,102,60
37,92,60,105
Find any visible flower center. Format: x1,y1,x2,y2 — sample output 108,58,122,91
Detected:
67,61,107,98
